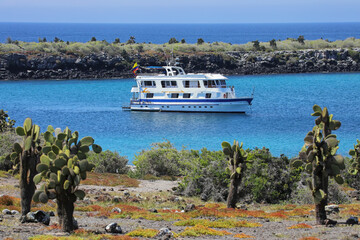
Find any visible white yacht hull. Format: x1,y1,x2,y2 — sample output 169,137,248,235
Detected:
129,98,252,113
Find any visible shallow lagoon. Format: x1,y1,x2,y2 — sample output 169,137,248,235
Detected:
1,72,360,161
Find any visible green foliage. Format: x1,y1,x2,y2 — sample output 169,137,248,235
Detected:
177,148,229,202
132,141,190,178
8,118,41,175
33,126,102,204
242,148,301,203
113,38,120,44
0,109,15,132
222,140,249,180
291,104,343,224
298,35,305,44
0,131,20,170
348,140,360,176
168,37,179,44
197,38,205,45
127,36,136,44
269,39,277,49
252,40,260,51
87,150,129,174
181,38,186,44
90,37,97,42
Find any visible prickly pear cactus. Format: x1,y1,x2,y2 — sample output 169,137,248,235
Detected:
222,140,250,208
7,118,41,218
32,125,102,232
349,140,360,175
291,105,344,224
0,109,15,132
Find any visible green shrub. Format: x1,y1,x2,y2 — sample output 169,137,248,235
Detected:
240,148,301,203
177,148,229,202
132,141,193,178
87,150,129,174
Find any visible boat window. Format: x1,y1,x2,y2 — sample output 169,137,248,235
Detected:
161,81,177,88
220,80,226,86
183,93,191,98
146,93,154,98
203,80,208,87
141,81,156,87
205,93,211,98
170,93,179,98
208,80,216,88
215,80,220,85
183,80,200,88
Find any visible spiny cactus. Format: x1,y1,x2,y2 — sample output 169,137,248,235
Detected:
291,105,344,225
222,140,250,208
32,125,102,232
349,140,360,175
0,109,15,132
6,118,41,219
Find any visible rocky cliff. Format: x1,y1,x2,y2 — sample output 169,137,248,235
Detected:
0,48,359,80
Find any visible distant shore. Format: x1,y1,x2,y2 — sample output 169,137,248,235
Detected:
0,38,360,80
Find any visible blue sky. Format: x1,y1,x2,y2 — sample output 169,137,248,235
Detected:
1,0,359,23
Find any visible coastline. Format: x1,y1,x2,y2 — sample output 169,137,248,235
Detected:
1,43,360,80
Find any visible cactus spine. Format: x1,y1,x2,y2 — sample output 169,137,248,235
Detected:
222,140,249,208
348,140,360,175
291,105,344,225
32,126,101,232
7,118,41,219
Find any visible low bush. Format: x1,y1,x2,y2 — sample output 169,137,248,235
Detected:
87,150,129,174
177,148,229,202
0,131,19,171
132,141,196,178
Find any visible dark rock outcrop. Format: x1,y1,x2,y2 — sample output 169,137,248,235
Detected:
0,48,359,80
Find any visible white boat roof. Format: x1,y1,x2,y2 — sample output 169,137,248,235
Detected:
136,66,227,80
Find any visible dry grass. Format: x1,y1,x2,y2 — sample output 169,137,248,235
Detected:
178,224,232,237
82,172,139,187
288,223,313,229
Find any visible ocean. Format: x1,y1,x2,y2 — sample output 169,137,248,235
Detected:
1,22,360,44
1,72,359,161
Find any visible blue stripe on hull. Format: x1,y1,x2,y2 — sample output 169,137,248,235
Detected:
132,98,253,104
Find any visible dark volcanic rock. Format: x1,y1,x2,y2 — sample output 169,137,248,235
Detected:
0,48,359,80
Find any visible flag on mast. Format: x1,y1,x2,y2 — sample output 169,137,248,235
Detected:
131,62,139,75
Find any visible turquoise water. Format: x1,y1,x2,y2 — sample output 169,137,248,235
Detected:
1,72,360,160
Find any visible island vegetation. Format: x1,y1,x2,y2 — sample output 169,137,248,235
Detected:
0,36,360,80
0,106,360,239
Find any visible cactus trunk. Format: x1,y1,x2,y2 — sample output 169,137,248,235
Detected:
313,168,329,224
227,177,241,208
19,153,37,218
57,193,76,232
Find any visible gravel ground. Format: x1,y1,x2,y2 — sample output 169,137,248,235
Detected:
1,175,360,240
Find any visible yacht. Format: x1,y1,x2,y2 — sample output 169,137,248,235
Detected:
125,66,253,113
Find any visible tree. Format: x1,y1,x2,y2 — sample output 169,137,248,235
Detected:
33,126,102,232
348,140,360,175
197,38,204,45
269,39,277,49
291,105,344,225
298,35,305,45
42,37,47,43
181,38,186,44
90,37,97,42
252,40,260,51
127,36,136,44
221,140,251,208
6,37,13,44
168,37,178,44
7,118,41,220
113,38,120,44
54,37,60,43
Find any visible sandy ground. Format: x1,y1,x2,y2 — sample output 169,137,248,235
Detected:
1,175,360,240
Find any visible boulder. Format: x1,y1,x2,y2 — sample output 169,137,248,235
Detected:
10,210,19,215
111,207,122,213
105,222,122,234
184,204,195,212
2,209,11,215
325,205,339,214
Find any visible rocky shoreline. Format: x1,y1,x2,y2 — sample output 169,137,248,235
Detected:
0,48,359,80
